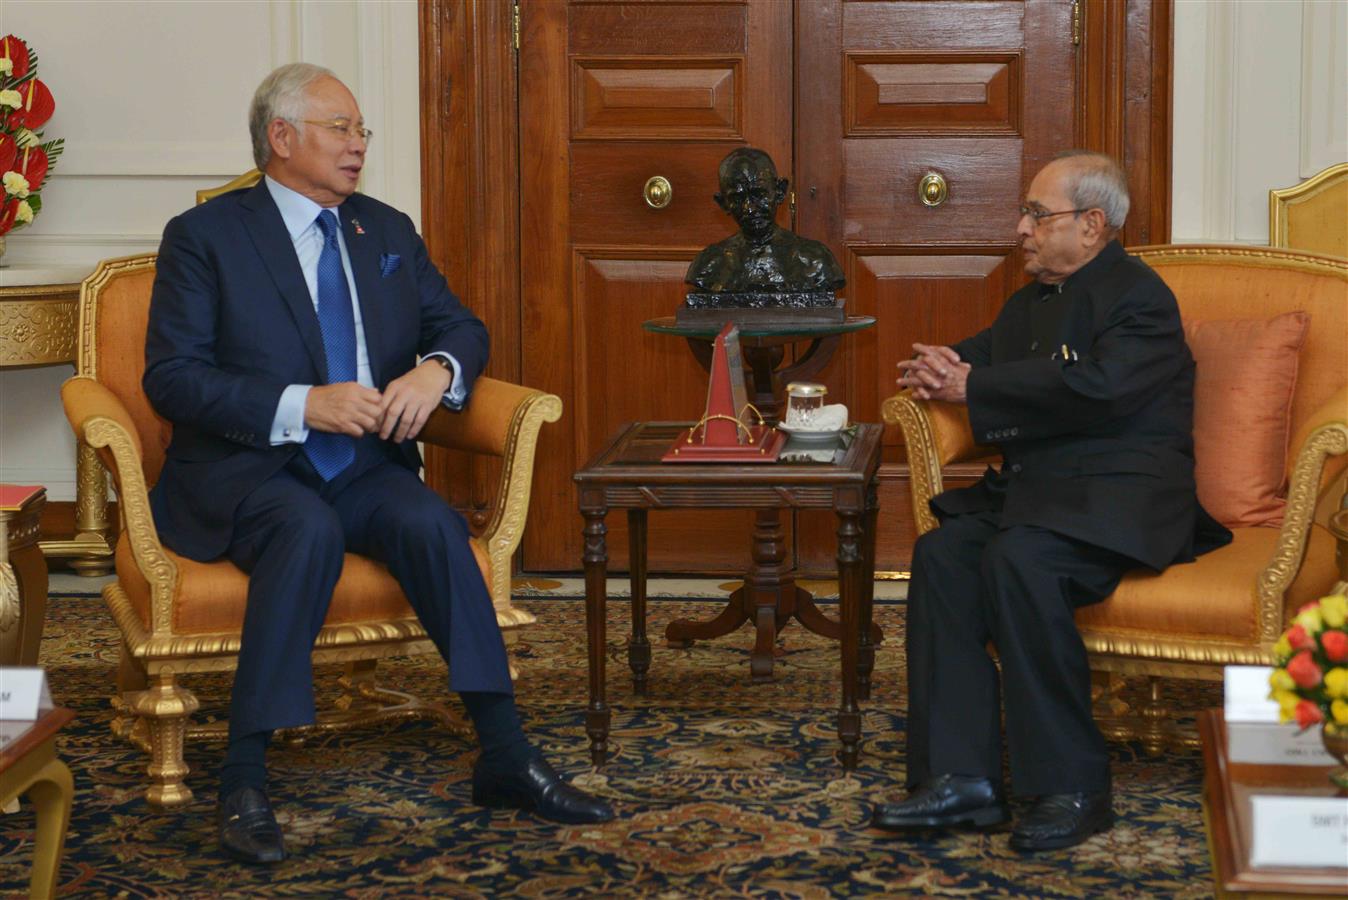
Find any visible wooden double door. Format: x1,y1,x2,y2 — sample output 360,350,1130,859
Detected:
421,0,1172,577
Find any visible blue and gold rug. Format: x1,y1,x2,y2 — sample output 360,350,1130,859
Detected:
2,593,1218,898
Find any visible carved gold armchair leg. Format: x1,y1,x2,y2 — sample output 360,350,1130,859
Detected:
128,673,200,807
1138,677,1170,757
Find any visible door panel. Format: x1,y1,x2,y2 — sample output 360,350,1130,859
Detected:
520,0,792,573
793,0,1076,573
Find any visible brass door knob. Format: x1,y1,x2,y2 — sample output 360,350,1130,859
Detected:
918,172,948,207
643,175,672,209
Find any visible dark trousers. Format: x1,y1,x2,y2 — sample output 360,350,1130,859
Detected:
904,512,1132,795
224,437,512,740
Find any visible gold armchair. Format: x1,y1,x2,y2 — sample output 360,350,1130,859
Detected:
884,245,1348,751
63,254,561,805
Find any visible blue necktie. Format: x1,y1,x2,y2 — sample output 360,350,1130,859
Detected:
303,209,358,480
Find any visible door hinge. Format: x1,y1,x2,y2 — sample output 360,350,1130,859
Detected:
1071,0,1081,46
513,1,521,51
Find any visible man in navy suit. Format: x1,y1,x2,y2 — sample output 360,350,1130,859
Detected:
144,63,612,865
869,152,1229,851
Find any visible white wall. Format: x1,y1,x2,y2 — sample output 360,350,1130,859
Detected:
0,0,420,499
1172,0,1348,243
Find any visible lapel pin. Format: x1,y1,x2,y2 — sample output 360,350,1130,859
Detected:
351,218,365,235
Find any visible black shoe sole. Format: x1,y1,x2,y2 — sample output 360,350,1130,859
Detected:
1009,811,1114,852
473,784,615,825
219,839,286,865
871,804,1010,832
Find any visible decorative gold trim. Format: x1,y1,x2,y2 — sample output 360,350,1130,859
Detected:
1131,242,1348,277
882,391,942,535
76,254,158,379
195,169,261,206
0,282,79,367
1268,162,1348,251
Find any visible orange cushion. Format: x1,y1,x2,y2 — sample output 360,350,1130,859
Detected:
1186,311,1309,528
1075,523,1338,641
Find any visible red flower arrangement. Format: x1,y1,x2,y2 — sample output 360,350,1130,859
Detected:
0,34,63,239
1267,594,1348,730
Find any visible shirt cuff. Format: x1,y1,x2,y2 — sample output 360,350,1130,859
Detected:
424,352,467,407
270,384,312,445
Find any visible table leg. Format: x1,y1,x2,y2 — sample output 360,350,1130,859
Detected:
25,756,73,900
8,538,48,667
836,509,863,771
37,443,114,576
858,495,879,701
582,505,611,766
627,509,650,695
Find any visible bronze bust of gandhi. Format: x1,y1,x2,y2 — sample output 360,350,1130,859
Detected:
680,148,844,324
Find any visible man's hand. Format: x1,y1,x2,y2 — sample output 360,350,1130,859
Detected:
895,342,971,403
305,383,385,437
377,359,453,442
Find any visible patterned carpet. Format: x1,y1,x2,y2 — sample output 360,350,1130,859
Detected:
1,592,1220,898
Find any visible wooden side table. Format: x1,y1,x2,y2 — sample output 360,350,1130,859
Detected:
574,421,882,770
0,265,113,576
0,708,76,900
0,485,49,666
1199,709,1348,897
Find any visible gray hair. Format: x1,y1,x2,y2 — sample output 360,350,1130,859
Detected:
248,62,336,169
1053,149,1130,229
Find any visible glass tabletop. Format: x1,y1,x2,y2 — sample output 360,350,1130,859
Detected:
643,315,876,339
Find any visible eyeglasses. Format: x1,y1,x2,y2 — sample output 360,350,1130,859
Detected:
292,118,373,144
1018,205,1089,223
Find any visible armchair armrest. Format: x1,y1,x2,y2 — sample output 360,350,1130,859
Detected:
1258,387,1348,638
61,375,180,636
881,390,994,536
418,376,562,623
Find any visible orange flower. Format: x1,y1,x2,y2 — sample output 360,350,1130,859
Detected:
1323,630,1348,663
1286,650,1323,689
1294,699,1324,729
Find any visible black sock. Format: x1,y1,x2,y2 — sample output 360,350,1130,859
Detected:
460,691,533,768
220,730,271,799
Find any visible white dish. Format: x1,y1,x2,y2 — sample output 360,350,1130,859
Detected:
778,423,845,445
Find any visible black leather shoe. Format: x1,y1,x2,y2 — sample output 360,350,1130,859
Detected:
1009,791,1113,852
870,774,1009,831
472,754,615,824
217,787,286,864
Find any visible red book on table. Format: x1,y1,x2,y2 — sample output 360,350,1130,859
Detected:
0,484,45,512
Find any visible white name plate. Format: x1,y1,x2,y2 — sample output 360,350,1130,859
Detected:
1228,722,1337,766
1224,665,1280,723
0,667,53,721
1250,795,1348,868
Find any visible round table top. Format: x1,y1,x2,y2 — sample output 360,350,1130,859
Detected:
642,315,876,339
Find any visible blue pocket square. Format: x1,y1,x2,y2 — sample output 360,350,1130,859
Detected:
379,253,402,277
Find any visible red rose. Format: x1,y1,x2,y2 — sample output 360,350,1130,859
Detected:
1287,624,1315,651
1322,629,1348,663
1295,699,1324,729
1287,650,1323,689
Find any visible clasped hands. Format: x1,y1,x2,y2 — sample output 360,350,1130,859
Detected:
304,359,451,443
895,342,971,403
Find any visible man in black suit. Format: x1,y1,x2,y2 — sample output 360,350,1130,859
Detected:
145,63,612,865
870,151,1229,851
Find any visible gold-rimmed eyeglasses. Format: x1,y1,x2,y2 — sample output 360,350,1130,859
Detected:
291,118,373,144
1018,205,1089,223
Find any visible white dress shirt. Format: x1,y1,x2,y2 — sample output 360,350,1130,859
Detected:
264,176,464,445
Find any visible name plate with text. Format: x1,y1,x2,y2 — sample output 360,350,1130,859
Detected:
0,666,52,721
1227,721,1337,766
1250,795,1348,868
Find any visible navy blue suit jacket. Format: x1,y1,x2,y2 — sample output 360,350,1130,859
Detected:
144,181,488,562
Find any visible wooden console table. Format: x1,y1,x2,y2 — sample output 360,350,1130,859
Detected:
0,707,76,900
1,485,48,666
0,264,112,575
1199,709,1348,897
574,421,882,770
